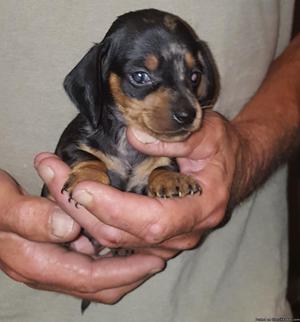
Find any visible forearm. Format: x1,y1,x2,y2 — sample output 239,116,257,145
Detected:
231,34,300,207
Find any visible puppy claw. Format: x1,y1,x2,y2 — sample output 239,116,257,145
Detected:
148,171,201,199
61,162,110,207
67,191,74,203
193,183,202,194
61,186,67,194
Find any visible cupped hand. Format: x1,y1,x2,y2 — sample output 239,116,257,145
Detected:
37,110,241,260
0,167,164,304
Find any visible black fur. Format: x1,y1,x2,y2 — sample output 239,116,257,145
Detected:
42,9,219,311
52,9,218,195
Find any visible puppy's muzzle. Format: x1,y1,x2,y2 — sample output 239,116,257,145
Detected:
171,96,198,128
172,106,196,126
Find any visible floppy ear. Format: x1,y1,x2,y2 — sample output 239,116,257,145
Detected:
197,40,219,108
63,43,108,128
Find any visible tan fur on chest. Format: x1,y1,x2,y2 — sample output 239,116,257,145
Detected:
79,143,171,191
127,156,171,191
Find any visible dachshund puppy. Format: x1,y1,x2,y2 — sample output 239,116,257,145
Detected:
46,8,218,201
42,8,218,311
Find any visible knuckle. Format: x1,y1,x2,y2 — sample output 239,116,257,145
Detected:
14,197,50,239
17,197,37,214
93,224,122,249
143,221,167,244
13,198,37,235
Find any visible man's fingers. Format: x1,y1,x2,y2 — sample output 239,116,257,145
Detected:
35,154,203,247
126,111,220,159
0,232,165,293
35,152,225,248
71,181,205,244
34,152,61,167
9,197,80,242
69,235,97,255
134,232,202,261
84,279,147,305
158,231,202,250
0,170,24,197
35,154,136,248
0,170,80,242
27,277,148,305
135,247,179,260
126,127,195,157
0,261,31,284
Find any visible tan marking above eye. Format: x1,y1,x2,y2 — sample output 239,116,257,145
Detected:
163,15,177,31
144,54,159,71
185,52,195,69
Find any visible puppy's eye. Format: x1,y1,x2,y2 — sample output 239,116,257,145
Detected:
190,70,201,86
130,71,152,86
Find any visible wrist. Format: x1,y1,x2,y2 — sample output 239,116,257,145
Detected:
228,119,260,210
229,98,295,209
228,35,300,208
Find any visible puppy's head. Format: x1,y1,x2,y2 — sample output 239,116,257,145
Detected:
64,9,219,141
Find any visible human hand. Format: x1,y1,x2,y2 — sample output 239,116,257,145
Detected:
36,35,300,262
54,110,242,260
0,166,164,304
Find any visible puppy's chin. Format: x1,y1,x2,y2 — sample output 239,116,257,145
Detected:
131,127,192,144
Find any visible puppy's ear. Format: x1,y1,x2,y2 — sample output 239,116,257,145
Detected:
63,42,109,128
197,41,219,108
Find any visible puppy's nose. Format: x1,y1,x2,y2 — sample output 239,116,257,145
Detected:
172,108,196,126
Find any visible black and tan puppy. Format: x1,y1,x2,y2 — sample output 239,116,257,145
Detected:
42,8,219,312
43,9,218,204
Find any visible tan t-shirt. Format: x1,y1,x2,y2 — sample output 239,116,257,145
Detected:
0,1,294,321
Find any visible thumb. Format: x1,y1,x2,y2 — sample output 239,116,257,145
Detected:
126,127,194,157
0,171,80,242
127,110,225,159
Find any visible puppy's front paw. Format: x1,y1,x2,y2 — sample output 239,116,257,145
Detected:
61,160,110,201
148,170,201,198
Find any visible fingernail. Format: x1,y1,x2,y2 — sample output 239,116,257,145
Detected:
131,128,158,144
72,189,93,206
51,208,75,238
38,165,54,184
